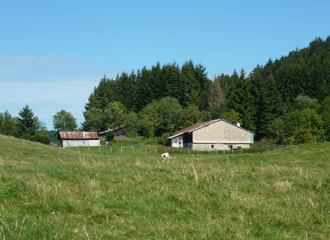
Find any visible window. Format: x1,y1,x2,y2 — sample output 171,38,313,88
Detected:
211,144,214,148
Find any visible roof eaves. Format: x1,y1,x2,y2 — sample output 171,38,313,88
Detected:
188,119,219,133
167,132,184,139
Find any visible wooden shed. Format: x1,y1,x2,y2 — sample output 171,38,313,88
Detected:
167,119,254,151
59,131,100,148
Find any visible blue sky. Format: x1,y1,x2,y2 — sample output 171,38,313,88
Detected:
0,0,329,130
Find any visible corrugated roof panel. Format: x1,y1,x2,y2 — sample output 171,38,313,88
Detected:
59,131,99,140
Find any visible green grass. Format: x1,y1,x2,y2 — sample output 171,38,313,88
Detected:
0,134,329,239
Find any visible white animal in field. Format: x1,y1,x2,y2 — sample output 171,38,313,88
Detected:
161,152,170,162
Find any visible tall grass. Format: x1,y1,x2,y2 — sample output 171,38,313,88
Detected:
0,134,329,239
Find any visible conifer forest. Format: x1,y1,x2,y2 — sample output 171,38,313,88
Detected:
82,36,330,144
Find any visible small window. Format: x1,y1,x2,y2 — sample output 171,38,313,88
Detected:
211,144,214,148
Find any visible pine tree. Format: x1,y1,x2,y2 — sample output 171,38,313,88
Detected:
229,70,257,131
136,67,153,111
16,105,40,137
194,64,211,110
164,63,182,103
181,61,197,107
115,72,137,111
258,74,284,137
151,62,164,100
249,68,263,136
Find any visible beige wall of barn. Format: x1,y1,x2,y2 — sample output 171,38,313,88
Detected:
193,121,251,144
192,143,251,151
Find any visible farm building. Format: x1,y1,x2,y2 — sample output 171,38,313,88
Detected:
58,131,100,148
98,127,126,138
168,119,254,151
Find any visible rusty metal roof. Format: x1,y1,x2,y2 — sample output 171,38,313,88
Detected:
59,131,99,140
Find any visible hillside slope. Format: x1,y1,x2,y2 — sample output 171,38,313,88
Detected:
0,135,330,239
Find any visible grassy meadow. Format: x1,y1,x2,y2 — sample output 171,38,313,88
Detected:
0,134,329,239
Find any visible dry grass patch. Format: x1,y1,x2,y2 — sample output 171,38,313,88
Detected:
273,180,293,192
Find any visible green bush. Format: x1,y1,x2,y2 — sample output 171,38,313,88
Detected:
158,133,170,146
283,136,295,145
100,139,107,146
127,131,138,138
112,136,138,144
105,132,115,142
294,128,314,144
21,133,50,145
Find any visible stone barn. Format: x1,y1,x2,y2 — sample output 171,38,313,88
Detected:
59,131,100,148
168,119,254,151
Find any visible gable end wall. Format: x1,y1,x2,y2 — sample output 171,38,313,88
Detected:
193,121,251,144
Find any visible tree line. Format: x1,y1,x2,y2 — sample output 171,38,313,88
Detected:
83,36,330,144
0,106,78,144
2,36,330,145
0,106,49,144
215,36,330,143
85,61,211,113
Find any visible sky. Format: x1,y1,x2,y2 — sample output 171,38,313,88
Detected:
0,0,329,130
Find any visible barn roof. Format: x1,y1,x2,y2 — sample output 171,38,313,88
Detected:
167,120,216,139
59,131,99,140
98,126,123,135
167,119,253,139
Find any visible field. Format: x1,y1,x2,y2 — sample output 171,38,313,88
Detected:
0,135,329,239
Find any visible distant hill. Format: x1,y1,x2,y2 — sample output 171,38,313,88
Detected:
255,36,330,103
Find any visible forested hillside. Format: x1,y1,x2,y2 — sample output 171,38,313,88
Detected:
83,36,330,143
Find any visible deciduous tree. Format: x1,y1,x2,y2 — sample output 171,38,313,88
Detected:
53,110,78,132
0,111,17,136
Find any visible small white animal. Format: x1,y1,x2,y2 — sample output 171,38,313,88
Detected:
161,152,170,162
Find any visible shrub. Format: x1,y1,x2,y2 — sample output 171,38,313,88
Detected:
158,133,170,146
100,139,107,146
294,128,314,144
21,133,50,145
105,132,115,142
283,136,295,145
112,136,139,144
